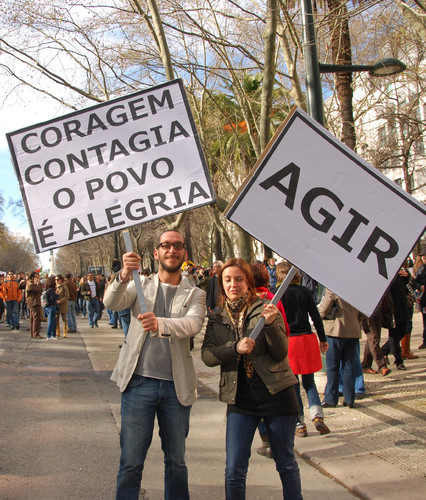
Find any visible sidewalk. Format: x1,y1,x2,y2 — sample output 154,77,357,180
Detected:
0,310,425,499
193,311,426,500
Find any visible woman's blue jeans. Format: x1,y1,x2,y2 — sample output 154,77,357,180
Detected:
45,306,57,337
225,413,302,500
295,373,323,421
116,375,191,500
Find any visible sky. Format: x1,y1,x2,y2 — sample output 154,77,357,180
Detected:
0,84,69,270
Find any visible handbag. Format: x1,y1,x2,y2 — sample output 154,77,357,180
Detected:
325,300,339,320
381,294,395,329
414,289,424,312
406,282,416,308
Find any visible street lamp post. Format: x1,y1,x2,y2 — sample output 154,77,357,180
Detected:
301,0,325,125
300,0,406,125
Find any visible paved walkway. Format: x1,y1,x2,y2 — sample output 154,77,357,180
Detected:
0,309,425,499
194,311,426,500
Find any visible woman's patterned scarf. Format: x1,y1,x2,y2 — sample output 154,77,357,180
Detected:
225,295,255,378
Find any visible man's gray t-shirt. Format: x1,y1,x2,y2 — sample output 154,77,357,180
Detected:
134,282,178,381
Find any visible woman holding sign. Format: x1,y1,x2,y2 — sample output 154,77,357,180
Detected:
201,258,302,500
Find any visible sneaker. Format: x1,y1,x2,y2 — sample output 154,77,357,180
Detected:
397,364,407,370
295,424,307,437
313,417,331,435
46,337,50,341
52,336,57,340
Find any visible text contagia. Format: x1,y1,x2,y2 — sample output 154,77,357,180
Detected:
8,79,215,253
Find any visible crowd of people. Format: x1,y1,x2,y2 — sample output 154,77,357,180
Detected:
1,238,424,500
101,233,423,500
0,269,132,340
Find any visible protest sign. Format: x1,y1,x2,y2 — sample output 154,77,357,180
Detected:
7,79,215,253
225,107,426,316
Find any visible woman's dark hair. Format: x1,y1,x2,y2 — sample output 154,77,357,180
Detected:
55,274,64,282
249,262,270,289
46,277,56,289
29,271,38,280
217,258,257,307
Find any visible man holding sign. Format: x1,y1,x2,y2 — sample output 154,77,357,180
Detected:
103,230,206,500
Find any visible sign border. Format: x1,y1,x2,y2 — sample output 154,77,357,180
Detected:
7,78,216,253
226,106,426,219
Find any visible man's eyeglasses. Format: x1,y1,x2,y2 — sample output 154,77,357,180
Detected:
157,242,185,251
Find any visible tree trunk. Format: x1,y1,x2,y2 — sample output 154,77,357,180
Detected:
238,228,254,262
184,212,193,262
260,0,278,151
327,0,356,150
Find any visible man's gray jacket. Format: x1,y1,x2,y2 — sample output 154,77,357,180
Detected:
104,273,206,406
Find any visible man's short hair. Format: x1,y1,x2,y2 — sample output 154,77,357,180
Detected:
155,230,185,247
65,273,72,279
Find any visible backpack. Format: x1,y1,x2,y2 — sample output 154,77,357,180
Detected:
41,290,49,307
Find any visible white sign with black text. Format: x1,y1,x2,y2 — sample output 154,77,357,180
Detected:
225,107,426,316
7,79,215,253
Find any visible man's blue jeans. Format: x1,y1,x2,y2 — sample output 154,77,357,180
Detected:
225,413,302,500
67,301,77,331
86,299,100,327
339,341,365,395
6,300,20,328
324,337,358,405
117,375,191,500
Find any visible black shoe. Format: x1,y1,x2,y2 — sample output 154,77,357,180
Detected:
10,326,15,330
418,343,426,350
95,323,98,328
111,325,118,329
343,401,354,408
321,402,336,408
397,364,406,370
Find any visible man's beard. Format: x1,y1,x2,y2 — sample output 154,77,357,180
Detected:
158,253,185,273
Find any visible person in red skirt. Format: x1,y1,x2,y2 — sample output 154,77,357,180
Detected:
275,262,331,437
249,261,291,458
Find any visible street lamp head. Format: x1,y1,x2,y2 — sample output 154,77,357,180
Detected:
369,58,406,77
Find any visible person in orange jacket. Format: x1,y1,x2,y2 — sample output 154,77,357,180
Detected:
1,270,22,330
